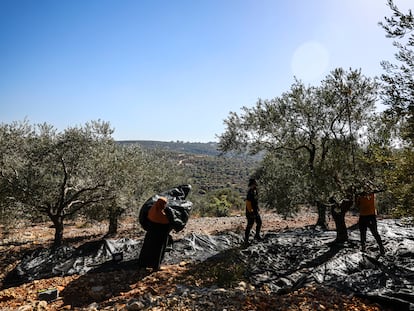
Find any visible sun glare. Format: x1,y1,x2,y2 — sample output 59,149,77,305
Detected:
291,40,330,84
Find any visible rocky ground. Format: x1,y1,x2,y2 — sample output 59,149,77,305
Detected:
0,210,393,310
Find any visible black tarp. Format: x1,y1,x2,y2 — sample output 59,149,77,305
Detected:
4,219,414,310
139,184,192,232
3,233,241,288
239,219,414,310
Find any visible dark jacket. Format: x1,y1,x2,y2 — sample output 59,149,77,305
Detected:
246,188,259,215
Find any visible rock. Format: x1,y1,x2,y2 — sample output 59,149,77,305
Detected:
35,301,48,311
86,302,99,310
126,299,145,311
236,281,247,290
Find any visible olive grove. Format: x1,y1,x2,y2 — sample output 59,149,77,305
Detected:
0,120,182,247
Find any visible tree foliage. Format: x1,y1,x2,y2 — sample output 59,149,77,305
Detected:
0,120,186,246
378,0,414,217
256,150,307,216
0,120,114,246
218,68,379,224
196,188,244,217
80,143,182,236
380,0,414,142
384,148,414,217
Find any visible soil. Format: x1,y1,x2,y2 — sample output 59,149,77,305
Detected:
0,210,391,310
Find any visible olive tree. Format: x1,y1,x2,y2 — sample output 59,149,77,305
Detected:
218,68,379,230
379,0,414,217
80,142,147,236
380,0,414,142
255,149,308,217
1,120,119,247
84,144,187,236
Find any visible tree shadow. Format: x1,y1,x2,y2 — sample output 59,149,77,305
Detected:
0,232,109,286
60,259,150,307
61,233,107,246
0,227,122,286
300,238,361,270
1,237,142,290
174,246,248,288
2,239,106,289
1,235,152,307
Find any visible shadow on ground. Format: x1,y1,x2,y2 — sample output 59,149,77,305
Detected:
60,260,150,307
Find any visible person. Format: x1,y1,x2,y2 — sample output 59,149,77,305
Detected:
355,191,385,255
138,197,172,270
244,178,262,245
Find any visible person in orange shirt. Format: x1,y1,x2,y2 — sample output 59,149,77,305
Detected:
355,192,385,255
138,197,172,270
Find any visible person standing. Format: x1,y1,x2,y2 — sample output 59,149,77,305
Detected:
244,178,262,245
138,197,172,270
355,191,385,255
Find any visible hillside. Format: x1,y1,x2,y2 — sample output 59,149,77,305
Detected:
118,140,260,196
118,140,222,157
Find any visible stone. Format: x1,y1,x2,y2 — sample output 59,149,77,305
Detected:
127,300,145,311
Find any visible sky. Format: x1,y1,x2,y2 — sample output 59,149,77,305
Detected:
0,0,412,142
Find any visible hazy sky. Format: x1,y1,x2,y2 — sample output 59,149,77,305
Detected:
0,0,412,142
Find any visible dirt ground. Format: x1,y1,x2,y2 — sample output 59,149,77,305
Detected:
0,210,391,311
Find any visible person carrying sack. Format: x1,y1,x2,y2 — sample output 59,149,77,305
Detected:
138,197,172,270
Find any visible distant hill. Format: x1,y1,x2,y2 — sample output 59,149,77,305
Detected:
118,140,221,156
117,140,260,195
118,140,262,160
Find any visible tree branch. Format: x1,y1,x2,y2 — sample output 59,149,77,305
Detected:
65,195,115,216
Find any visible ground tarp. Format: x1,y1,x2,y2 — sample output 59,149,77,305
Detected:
3,233,241,288
240,219,414,310
4,219,413,309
